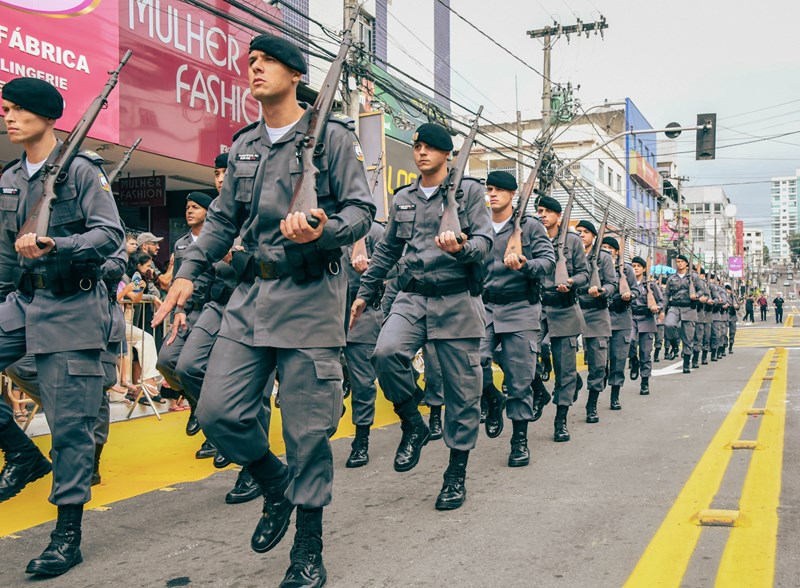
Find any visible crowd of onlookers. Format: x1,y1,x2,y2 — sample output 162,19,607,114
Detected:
742,291,787,324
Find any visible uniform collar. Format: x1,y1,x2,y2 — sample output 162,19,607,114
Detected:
258,103,312,147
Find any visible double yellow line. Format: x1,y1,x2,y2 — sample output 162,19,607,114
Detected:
625,348,788,587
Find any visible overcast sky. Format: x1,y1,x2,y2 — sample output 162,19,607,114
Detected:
438,0,800,242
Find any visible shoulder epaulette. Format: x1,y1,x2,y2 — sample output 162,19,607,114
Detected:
328,112,355,130
76,150,105,165
391,183,413,195
461,175,485,185
1,158,20,175
232,121,259,142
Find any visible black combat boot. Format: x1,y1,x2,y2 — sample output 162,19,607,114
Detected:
692,351,700,369
345,425,370,468
195,439,217,459
729,341,734,354
185,403,201,436
280,507,326,588
629,355,640,381
540,348,552,382
653,347,661,363
25,505,83,576
483,384,505,439
428,405,443,440
249,453,295,553
609,386,622,410
91,444,103,486
720,346,727,358
435,449,468,510
213,450,232,469
683,355,691,374
531,377,551,422
585,390,600,424
479,393,487,423
0,419,52,503
225,469,262,505
508,421,530,467
393,398,430,472
701,350,708,365
640,377,650,396
710,348,718,362
553,405,570,442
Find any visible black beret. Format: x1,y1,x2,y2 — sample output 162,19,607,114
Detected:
632,256,647,268
187,191,213,210
537,195,562,214
486,170,517,191
214,153,228,169
602,237,619,251
249,34,308,74
2,77,64,119
699,267,706,275
576,219,597,235
412,123,453,152
725,284,732,290
676,254,689,263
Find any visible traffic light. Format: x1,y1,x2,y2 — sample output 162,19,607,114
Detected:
696,113,716,160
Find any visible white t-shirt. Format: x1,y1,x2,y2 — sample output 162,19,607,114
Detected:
420,185,438,200
266,118,302,143
26,158,46,177
492,218,511,234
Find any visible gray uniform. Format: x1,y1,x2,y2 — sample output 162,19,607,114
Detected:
700,288,714,352
480,215,555,421
709,283,727,350
343,222,385,427
359,177,492,451
608,262,637,388
176,107,374,509
0,148,124,505
630,278,663,379
693,299,706,353
726,292,738,347
664,271,707,357
540,231,590,406
578,249,616,392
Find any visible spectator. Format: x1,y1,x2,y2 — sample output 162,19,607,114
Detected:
137,232,173,291
758,294,768,321
125,231,139,255
744,295,755,323
773,293,785,324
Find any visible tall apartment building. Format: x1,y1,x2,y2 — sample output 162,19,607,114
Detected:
682,186,736,271
770,171,799,261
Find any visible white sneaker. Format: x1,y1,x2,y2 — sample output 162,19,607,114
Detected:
108,390,129,403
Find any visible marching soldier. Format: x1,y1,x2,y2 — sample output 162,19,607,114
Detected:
653,275,667,361
574,220,616,424
629,257,663,395
601,237,636,409
699,268,714,365
353,122,492,510
664,255,707,373
480,171,554,466
725,284,739,354
709,274,727,361
0,78,124,575
537,196,589,442
154,35,374,587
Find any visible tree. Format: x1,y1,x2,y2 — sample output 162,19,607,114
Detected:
787,232,800,263
763,245,770,265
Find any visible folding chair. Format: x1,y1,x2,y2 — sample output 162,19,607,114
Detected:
124,300,162,421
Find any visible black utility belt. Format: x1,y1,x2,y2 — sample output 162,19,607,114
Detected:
704,303,715,312
483,289,529,305
578,297,608,310
541,290,577,309
206,281,235,305
231,244,342,286
631,307,651,316
401,277,470,297
13,262,99,297
671,301,693,308
728,307,737,316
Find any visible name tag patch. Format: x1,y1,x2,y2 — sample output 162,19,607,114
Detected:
236,153,261,162
1,188,20,195
396,204,416,211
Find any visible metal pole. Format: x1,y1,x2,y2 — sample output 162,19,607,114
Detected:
344,0,360,132
541,32,552,136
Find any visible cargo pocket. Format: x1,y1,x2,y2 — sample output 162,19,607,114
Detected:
0,194,19,232
234,161,258,203
394,209,415,239
63,357,104,419
50,188,85,228
313,359,344,426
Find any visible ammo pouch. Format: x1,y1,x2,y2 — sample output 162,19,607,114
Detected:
207,280,234,305
283,242,342,286
231,251,255,283
45,258,99,296
728,307,736,317
690,300,699,310
609,294,631,313
541,290,577,308
632,306,650,317
527,279,542,304
465,262,485,296
704,302,714,312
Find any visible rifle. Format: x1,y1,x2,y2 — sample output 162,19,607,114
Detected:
587,201,610,291
351,152,383,264
617,225,631,297
646,250,657,309
438,105,484,241
553,177,577,287
107,137,142,184
19,50,133,240
289,10,359,228
504,137,553,260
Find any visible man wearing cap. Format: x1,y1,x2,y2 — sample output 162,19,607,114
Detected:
154,34,374,587
137,232,172,290
479,171,554,466
601,237,637,409
537,195,589,442
0,77,124,575
725,284,739,354
665,255,707,373
353,121,492,509
629,257,663,395
575,219,616,423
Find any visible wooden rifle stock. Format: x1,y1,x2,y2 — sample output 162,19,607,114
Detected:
289,11,359,229
505,138,552,260
438,106,483,243
587,202,610,290
688,259,698,299
19,50,132,240
646,251,657,309
617,225,631,297
107,137,142,184
351,153,383,264
553,177,577,287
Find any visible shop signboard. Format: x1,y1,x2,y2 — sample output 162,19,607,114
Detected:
116,174,166,206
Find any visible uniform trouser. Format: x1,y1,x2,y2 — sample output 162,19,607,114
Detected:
545,335,579,407
5,352,112,445
665,309,695,357
422,342,443,406
728,320,737,345
480,325,538,421
583,336,608,392
608,329,632,387
0,400,12,428
711,319,725,349
0,325,103,505
702,321,712,351
693,322,705,353
343,342,378,427
372,313,481,451
633,330,654,378
196,337,342,509
156,329,189,393
654,324,664,350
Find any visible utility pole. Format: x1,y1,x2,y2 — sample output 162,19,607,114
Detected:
673,175,689,258
344,0,360,132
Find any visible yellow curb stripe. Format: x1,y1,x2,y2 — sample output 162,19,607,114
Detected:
624,349,774,588
715,348,787,587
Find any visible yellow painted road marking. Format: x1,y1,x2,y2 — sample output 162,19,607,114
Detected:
785,314,794,327
716,347,788,587
624,349,774,588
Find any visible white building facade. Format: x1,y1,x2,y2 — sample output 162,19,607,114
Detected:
770,171,799,261
683,186,736,271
